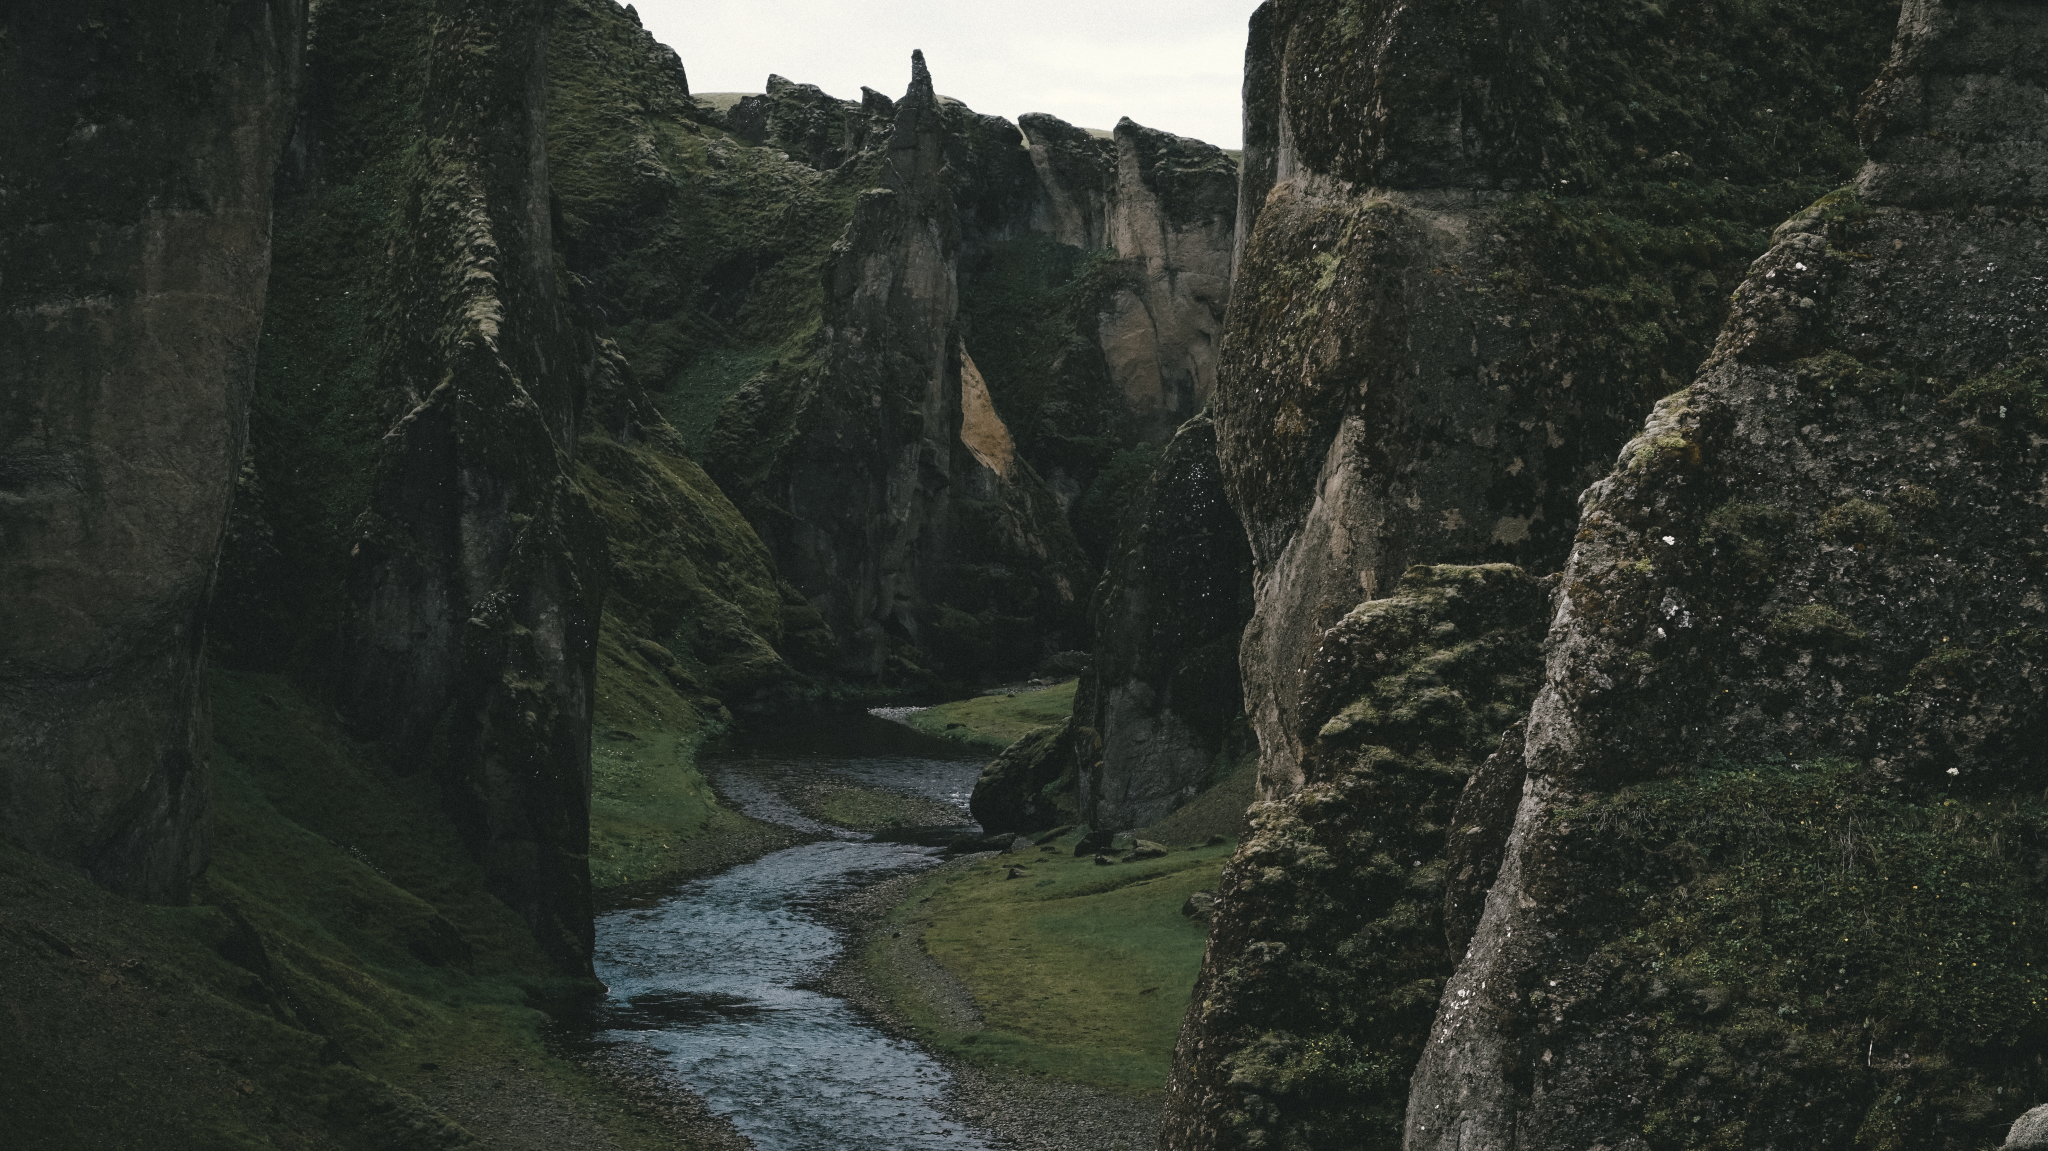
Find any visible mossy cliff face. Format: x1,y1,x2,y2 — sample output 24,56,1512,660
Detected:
1404,5,2048,1148
0,1,306,900
1073,413,1255,831
1159,565,1547,1150
1216,0,1903,794
546,0,1239,683
329,0,608,975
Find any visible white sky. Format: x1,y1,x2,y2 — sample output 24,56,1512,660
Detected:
628,0,1262,150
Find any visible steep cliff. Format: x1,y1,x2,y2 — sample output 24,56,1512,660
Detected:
1161,566,1548,1148
1167,0,1910,1144
0,0,306,901
1217,0,1905,795
1407,4,2048,1147
545,0,1240,684
1074,413,1255,831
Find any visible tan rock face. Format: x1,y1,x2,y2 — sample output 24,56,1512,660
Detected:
0,0,305,900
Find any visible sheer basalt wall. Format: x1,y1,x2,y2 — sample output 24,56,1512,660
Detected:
333,0,608,975
1216,0,1904,797
0,0,306,901
1166,0,1906,1144
1407,4,2048,1147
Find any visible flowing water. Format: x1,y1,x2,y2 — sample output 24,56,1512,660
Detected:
585,713,1002,1150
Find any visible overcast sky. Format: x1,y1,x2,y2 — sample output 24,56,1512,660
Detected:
629,0,1262,150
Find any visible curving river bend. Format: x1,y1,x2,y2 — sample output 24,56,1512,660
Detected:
585,714,1000,1150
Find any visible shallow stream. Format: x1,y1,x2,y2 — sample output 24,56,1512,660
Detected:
584,713,1000,1150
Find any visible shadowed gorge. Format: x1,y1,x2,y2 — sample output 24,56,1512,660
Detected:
8,0,2048,1146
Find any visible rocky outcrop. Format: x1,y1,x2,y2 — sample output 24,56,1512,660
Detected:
1073,413,1254,830
969,718,1079,834
1023,116,1238,444
336,0,607,975
1213,0,1904,796
1167,0,1908,1145
1405,5,2048,1147
0,0,306,900
711,53,1093,684
548,6,1241,684
1160,565,1548,1149
727,74,894,172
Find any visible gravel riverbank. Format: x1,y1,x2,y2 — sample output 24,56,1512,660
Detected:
807,858,1165,1151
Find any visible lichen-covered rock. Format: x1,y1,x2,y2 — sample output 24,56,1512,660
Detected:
1074,413,1254,830
1214,0,1904,796
0,0,306,900
1160,565,1548,1150
334,0,608,975
969,718,1079,834
1405,5,2048,1148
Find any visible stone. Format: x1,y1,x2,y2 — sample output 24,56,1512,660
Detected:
1073,413,1254,832
0,0,306,901
1406,5,2048,1147
2007,1105,2048,1150
1181,891,1217,923
968,720,1079,834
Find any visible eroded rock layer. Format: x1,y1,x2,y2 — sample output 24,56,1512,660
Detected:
0,0,306,900
1406,4,2048,1147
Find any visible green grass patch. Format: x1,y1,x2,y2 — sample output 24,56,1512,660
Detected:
871,831,1231,1092
907,680,1079,750
0,666,718,1149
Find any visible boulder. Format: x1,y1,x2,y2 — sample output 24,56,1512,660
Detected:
2009,1105,2048,1150
968,719,1079,834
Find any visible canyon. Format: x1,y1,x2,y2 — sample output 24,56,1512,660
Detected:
4,0,2047,1148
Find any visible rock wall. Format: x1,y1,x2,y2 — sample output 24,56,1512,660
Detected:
547,6,1240,684
1074,413,1254,831
335,0,607,974
1166,0,1906,1144
1215,0,1906,796
0,0,306,900
1407,4,2048,1147
1023,116,1238,444
1160,566,1549,1148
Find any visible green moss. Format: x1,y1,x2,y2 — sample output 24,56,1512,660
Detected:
546,0,870,443
908,680,1080,750
1183,566,1549,1148
0,666,718,1149
1766,603,1869,651
1561,760,2048,1151
1698,501,1797,585
1944,358,2048,424
872,832,1233,1093
1819,499,1897,549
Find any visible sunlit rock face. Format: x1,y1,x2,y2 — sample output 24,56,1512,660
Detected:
0,0,306,901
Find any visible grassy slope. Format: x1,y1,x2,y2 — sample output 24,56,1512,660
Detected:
907,680,1081,750
873,831,1234,1094
0,667,712,1150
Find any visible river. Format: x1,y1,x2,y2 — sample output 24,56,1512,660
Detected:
585,712,1001,1150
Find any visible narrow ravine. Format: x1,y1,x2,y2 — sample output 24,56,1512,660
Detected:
585,714,998,1150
